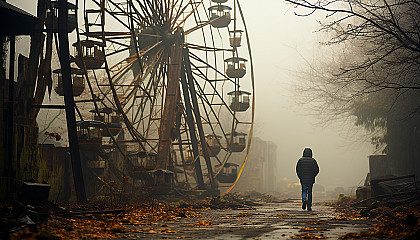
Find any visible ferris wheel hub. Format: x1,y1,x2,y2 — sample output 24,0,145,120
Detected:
162,28,184,47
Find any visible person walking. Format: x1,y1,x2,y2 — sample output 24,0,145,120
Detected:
296,148,319,211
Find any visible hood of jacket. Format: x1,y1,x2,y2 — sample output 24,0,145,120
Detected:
303,148,312,158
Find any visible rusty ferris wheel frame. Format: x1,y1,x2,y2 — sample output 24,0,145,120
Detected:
63,0,255,192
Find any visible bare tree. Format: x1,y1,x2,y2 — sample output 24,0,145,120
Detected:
288,0,420,157
290,0,420,117
288,0,420,91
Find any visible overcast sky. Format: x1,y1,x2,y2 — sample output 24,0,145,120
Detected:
9,0,374,189
232,1,374,189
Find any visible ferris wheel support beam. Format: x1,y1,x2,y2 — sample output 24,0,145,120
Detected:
180,57,206,190
58,0,87,202
183,48,216,190
177,129,191,187
156,43,183,171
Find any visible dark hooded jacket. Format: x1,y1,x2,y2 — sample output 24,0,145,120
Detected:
296,148,319,185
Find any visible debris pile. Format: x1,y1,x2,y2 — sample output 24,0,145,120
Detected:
2,200,205,239
1,191,283,238
333,196,420,239
223,191,281,205
204,191,282,210
1,201,57,239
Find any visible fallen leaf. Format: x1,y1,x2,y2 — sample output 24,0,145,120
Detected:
192,221,213,226
294,233,328,239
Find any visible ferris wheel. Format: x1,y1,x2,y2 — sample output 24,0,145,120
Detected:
48,0,254,192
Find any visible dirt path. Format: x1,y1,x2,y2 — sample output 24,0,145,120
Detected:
119,199,375,239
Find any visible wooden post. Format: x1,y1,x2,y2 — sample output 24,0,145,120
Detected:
7,35,16,195
58,0,87,202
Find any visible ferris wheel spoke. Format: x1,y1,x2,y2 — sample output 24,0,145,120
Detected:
101,52,149,152
189,0,213,86
120,69,157,108
108,55,135,72
135,32,162,38
166,0,178,23
189,52,237,86
184,51,242,155
184,15,226,35
170,0,188,27
155,0,166,24
122,48,165,106
194,102,224,166
84,31,131,37
100,63,136,98
90,0,131,29
107,38,130,48
174,0,204,29
127,2,149,27
105,47,129,57
90,69,117,109
107,0,142,25
185,43,231,52
133,0,159,27
192,75,240,134
131,55,166,136
103,41,163,93
193,77,239,137
143,0,164,24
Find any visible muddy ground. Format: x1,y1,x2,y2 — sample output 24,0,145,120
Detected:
118,198,374,239
5,193,420,239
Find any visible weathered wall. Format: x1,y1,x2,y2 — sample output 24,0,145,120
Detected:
369,123,420,181
1,123,41,201
15,124,40,183
0,39,6,200
233,137,278,193
38,144,72,201
369,155,394,180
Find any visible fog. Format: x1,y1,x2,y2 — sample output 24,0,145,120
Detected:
235,1,374,190
9,0,374,191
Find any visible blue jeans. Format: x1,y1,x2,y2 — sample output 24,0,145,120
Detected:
301,183,313,210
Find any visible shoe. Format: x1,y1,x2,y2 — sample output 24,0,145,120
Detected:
302,200,307,210
307,208,312,211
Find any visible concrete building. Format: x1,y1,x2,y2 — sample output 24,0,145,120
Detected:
233,137,278,193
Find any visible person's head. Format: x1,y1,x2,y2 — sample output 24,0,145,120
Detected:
303,148,312,157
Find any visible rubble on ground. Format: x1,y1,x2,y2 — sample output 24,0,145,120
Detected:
1,199,204,239
332,196,420,239
223,191,282,204
1,192,281,239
